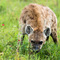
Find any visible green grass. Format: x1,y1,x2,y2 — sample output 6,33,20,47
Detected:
0,0,60,60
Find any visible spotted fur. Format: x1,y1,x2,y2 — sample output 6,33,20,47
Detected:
19,3,58,51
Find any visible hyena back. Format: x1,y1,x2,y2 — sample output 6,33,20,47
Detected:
19,4,58,52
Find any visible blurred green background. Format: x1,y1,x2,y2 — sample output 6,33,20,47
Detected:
0,0,60,60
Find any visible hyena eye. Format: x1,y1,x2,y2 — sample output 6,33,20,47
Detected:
39,41,43,45
31,40,35,43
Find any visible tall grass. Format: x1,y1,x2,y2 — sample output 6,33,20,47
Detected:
0,0,60,60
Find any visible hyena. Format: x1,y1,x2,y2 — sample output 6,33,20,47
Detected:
19,4,58,52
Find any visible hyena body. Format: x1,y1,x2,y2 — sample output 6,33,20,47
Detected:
20,4,58,52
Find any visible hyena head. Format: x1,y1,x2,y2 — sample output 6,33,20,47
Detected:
25,25,50,52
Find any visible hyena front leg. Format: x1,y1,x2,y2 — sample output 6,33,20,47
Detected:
21,33,26,45
17,25,26,52
20,25,26,45
46,36,49,41
51,28,58,44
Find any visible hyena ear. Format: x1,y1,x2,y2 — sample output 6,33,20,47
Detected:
25,26,33,34
44,28,50,36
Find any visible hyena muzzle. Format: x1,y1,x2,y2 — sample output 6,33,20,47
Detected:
19,4,58,52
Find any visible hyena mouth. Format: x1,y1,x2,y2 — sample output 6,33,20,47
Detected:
32,48,40,53
33,49,40,53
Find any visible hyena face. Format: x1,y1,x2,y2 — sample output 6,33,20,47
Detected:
25,26,51,52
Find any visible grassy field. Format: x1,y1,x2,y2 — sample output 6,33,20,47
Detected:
0,0,60,60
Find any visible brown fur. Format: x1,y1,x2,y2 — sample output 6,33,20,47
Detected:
19,3,58,51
